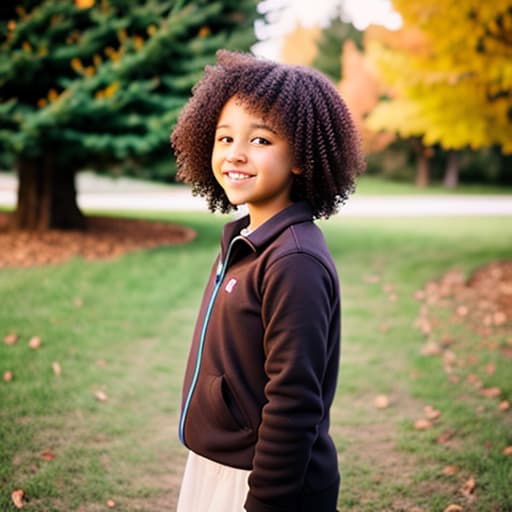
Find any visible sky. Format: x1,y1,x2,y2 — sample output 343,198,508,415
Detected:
253,0,402,59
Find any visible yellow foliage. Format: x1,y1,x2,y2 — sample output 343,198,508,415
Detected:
15,6,26,18
8,20,16,31
93,54,102,67
147,25,157,36
280,23,321,66
133,36,144,50
366,0,512,152
71,57,83,71
47,89,59,102
95,82,120,100
75,0,95,9
118,29,127,43
37,98,48,109
198,26,211,38
84,66,95,77
22,41,31,52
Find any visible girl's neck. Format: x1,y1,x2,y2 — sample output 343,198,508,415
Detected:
247,200,293,233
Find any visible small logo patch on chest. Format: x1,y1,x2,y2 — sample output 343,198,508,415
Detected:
225,278,238,294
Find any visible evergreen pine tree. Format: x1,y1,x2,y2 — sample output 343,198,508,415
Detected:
0,0,259,230
312,13,363,83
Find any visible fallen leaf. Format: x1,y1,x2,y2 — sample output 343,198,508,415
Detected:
74,297,83,307
3,370,13,382
414,419,433,430
461,475,476,497
388,293,398,302
437,429,455,445
444,505,463,512
40,451,56,461
481,386,501,398
498,400,510,412
484,363,496,375
442,465,458,475
374,395,390,409
11,489,24,508
363,274,381,284
456,305,468,317
95,390,108,402
424,405,442,421
421,341,442,356
379,323,390,333
4,332,18,345
96,359,107,368
414,290,425,301
493,311,507,326
52,362,61,376
107,499,116,508
443,350,457,365
28,336,42,349
503,446,512,456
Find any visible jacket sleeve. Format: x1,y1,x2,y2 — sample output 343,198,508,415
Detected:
245,252,337,512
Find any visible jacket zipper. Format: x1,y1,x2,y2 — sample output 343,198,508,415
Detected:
179,236,244,444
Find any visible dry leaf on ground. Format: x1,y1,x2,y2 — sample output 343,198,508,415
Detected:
3,370,13,382
444,505,463,512
4,332,18,345
481,386,501,398
424,405,442,420
461,475,476,497
498,400,510,412
52,362,61,376
374,395,390,409
40,451,56,461
442,465,458,475
414,419,433,430
28,336,42,349
95,390,108,402
107,499,116,508
11,489,24,509
421,341,442,356
503,446,512,456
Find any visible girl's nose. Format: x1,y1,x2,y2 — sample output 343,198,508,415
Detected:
226,144,248,164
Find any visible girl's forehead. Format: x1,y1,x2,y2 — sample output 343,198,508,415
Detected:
218,95,284,130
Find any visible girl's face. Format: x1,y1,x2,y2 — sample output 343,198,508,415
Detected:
211,97,301,229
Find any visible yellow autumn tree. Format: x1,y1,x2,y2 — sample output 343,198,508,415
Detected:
280,23,321,66
365,1,512,185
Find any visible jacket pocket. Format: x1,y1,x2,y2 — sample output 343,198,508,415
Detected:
209,374,251,432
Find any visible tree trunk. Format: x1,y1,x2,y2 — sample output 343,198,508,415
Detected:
12,154,86,231
412,139,431,188
443,150,460,188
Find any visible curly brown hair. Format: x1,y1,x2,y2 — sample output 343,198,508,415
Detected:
170,50,365,218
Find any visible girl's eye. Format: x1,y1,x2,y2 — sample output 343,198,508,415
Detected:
217,136,232,143
252,137,271,145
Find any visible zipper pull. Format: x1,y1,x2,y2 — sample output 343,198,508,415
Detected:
215,259,223,283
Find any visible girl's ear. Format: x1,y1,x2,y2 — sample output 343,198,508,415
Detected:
291,167,303,176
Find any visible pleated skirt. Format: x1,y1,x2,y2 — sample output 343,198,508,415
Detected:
177,450,250,512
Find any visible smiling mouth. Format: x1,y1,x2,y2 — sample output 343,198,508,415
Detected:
224,171,255,181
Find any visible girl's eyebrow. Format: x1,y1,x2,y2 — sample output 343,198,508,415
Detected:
215,123,277,134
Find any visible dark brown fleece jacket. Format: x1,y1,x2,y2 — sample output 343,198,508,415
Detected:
179,201,341,512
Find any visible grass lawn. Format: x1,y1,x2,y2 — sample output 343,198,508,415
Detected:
355,175,512,195
1,212,511,511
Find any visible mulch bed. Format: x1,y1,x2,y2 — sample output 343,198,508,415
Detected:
0,212,196,268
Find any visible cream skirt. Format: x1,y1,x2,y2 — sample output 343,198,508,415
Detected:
177,450,250,512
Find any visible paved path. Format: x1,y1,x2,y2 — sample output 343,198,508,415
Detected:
1,171,511,216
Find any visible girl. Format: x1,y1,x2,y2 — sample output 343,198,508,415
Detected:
171,50,365,512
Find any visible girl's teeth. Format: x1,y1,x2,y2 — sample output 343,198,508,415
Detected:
229,172,251,180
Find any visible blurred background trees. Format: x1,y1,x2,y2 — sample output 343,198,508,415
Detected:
1,0,511,231
277,0,512,189
0,0,258,230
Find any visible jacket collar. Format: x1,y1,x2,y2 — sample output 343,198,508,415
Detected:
221,201,313,256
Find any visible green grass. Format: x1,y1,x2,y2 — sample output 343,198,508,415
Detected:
355,175,512,195
1,212,511,511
